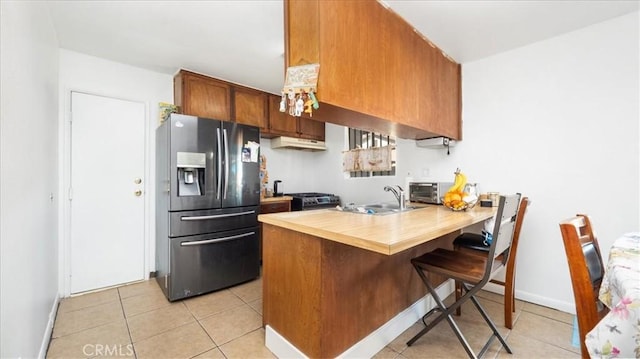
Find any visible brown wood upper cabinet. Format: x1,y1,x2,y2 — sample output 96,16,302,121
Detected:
233,87,268,130
174,69,324,140
174,70,231,121
266,94,325,141
285,0,462,140
267,94,298,137
298,117,325,141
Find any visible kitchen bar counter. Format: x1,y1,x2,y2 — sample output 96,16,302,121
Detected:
259,205,496,358
258,204,495,255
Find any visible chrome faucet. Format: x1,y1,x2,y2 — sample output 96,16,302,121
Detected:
384,185,406,210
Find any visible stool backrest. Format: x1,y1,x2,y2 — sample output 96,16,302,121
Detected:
485,194,521,275
504,196,530,267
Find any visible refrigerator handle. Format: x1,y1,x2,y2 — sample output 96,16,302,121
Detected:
223,128,229,200
216,128,222,200
180,231,255,247
180,210,256,221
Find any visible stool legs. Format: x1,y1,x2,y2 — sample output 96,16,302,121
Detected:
456,278,517,329
466,284,513,357
408,263,513,358
455,280,463,316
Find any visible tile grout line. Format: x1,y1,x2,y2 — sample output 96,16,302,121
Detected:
191,317,226,359
53,288,125,341
55,287,122,319
118,287,138,359
50,302,124,341
182,297,222,353
197,302,262,347
118,290,173,319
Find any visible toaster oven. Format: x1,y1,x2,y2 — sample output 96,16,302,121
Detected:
409,182,454,204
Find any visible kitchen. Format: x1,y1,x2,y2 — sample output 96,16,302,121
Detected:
1,1,639,358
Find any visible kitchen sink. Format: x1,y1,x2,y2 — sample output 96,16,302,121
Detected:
332,202,416,215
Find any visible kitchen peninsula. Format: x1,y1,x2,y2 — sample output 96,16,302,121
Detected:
258,205,495,358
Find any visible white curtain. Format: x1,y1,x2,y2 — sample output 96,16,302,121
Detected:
342,146,392,172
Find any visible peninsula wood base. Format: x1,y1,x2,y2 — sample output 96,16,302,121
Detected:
262,224,459,358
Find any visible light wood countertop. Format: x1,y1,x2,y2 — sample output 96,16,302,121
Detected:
258,204,496,255
260,196,293,204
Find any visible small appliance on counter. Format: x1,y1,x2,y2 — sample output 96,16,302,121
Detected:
408,182,453,204
286,192,341,211
273,180,283,197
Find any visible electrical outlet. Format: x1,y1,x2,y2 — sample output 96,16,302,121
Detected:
422,168,430,177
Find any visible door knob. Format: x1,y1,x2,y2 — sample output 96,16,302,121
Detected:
134,190,142,197
134,178,142,184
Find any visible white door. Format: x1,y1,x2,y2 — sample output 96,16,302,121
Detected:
70,92,145,294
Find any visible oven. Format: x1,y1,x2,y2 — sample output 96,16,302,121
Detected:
286,193,341,211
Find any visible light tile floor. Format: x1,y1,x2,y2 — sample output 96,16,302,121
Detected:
47,276,581,358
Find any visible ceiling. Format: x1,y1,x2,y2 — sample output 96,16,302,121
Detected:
46,1,638,95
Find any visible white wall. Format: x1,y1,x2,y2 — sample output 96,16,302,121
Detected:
260,125,411,204
0,2,60,358
263,12,639,313
57,50,174,295
457,11,639,311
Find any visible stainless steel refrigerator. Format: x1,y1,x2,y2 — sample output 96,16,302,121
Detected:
156,113,261,301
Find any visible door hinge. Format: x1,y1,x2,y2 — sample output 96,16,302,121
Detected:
68,187,73,201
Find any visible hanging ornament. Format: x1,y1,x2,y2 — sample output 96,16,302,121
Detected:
279,92,286,113
281,63,320,118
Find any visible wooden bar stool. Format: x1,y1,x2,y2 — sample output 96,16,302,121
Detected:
453,196,530,329
407,194,521,358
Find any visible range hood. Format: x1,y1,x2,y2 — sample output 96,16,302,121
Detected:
271,136,327,151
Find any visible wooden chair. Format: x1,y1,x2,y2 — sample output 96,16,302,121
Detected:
453,196,530,329
559,214,609,359
407,194,521,358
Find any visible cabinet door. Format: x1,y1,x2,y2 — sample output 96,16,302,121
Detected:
260,201,291,214
234,87,268,130
259,199,291,262
298,117,325,141
181,73,231,121
267,94,298,137
419,51,460,139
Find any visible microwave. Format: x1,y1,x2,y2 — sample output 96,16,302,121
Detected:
409,182,454,204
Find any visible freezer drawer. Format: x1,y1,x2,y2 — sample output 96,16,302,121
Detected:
169,206,258,237
163,227,260,301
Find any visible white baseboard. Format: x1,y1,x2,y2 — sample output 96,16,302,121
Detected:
38,295,60,359
265,280,455,359
515,289,575,314
265,325,308,359
482,283,575,314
